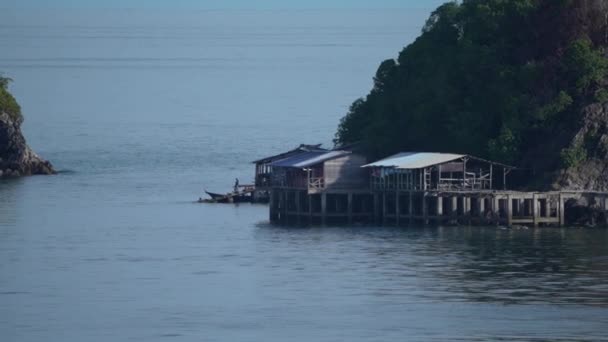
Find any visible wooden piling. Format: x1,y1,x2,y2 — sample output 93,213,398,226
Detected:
422,192,429,224
451,196,458,218
409,191,414,225
295,191,301,225
395,192,400,226
347,193,353,225
382,193,387,225
321,193,327,226
436,196,443,217
478,197,485,217
533,193,539,227
558,193,565,227
308,193,313,224
373,193,380,225
507,194,513,227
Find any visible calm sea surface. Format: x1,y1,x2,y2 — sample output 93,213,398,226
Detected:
1,8,608,342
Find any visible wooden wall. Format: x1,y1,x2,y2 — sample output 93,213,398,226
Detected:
323,154,368,190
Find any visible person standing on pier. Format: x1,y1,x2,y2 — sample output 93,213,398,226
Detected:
234,178,239,193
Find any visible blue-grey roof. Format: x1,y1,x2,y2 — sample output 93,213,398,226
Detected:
252,144,326,164
271,151,351,168
363,152,515,169
363,152,466,169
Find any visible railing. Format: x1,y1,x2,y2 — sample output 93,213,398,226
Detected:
309,177,325,190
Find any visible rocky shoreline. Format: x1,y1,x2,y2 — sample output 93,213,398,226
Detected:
0,111,55,177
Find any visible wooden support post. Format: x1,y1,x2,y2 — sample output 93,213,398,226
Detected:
408,191,414,225
464,197,471,217
451,196,458,217
489,164,493,189
533,193,539,227
543,197,550,218
373,193,379,225
493,196,500,224
465,196,472,224
507,194,513,227
382,193,387,225
269,190,276,222
478,197,485,217
558,193,565,227
308,194,313,224
517,199,524,217
422,192,428,225
347,193,353,225
321,193,327,226
395,192,400,226
437,196,443,216
295,191,301,225
462,159,467,189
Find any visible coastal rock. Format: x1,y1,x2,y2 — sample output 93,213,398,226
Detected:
0,111,55,177
551,102,608,192
565,195,608,227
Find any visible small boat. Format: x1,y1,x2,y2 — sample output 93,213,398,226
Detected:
203,190,252,203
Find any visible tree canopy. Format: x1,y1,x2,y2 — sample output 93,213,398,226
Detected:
0,75,22,122
334,0,608,169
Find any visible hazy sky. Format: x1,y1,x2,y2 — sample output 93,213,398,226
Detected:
3,0,448,10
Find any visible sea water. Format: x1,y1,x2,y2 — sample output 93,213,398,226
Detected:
1,8,607,342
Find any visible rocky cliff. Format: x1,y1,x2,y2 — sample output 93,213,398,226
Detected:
551,103,608,191
0,111,55,177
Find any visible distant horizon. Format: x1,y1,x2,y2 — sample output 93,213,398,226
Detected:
2,0,447,10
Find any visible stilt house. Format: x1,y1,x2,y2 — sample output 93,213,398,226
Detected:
363,152,514,191
270,150,368,193
252,144,326,190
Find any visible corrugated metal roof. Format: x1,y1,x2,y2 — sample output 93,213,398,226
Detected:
363,152,466,169
252,144,327,164
271,151,351,168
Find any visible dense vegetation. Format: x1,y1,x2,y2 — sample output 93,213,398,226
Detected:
0,75,22,122
335,0,608,170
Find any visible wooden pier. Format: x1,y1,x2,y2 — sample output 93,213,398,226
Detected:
253,147,607,227
270,189,608,227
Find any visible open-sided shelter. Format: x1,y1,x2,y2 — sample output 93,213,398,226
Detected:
363,152,514,191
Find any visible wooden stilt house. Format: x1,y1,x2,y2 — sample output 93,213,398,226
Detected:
252,144,327,190
363,152,514,191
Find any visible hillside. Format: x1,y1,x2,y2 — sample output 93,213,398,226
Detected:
334,0,608,191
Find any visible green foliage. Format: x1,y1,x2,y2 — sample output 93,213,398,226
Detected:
334,0,608,166
534,91,573,123
595,89,608,103
0,75,22,122
562,39,608,95
488,126,519,164
560,142,587,168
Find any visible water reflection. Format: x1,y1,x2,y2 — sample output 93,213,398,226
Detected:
255,225,608,307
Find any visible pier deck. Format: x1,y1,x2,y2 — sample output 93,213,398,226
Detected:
270,189,608,227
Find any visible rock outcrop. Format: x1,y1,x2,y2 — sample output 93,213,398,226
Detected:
0,111,55,177
551,102,608,192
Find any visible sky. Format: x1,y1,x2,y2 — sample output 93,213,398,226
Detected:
2,0,449,10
